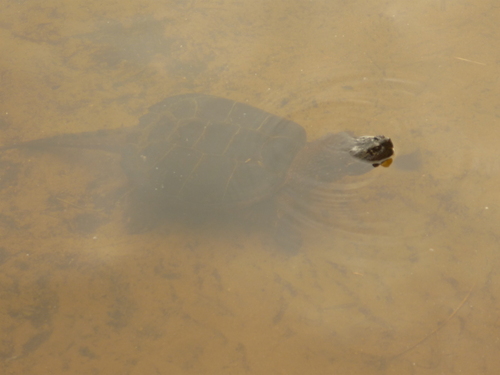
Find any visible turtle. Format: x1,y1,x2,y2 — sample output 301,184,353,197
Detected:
0,93,394,250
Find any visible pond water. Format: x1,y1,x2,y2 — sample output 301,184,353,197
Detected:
1,0,499,374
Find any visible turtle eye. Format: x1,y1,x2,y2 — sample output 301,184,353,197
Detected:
370,145,382,155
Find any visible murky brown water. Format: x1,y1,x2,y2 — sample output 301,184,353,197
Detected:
1,0,499,374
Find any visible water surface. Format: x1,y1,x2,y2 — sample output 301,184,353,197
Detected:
0,0,499,374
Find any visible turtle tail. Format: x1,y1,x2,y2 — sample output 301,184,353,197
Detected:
0,127,138,154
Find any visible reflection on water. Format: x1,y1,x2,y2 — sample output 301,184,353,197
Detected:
1,0,500,374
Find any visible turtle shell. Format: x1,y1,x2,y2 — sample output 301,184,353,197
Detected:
123,94,307,209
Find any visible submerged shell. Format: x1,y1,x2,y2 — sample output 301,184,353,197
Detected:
125,94,307,208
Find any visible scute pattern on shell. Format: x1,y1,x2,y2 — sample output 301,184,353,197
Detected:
124,94,307,208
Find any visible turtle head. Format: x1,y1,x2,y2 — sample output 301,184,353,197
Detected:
293,132,394,183
349,135,394,167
